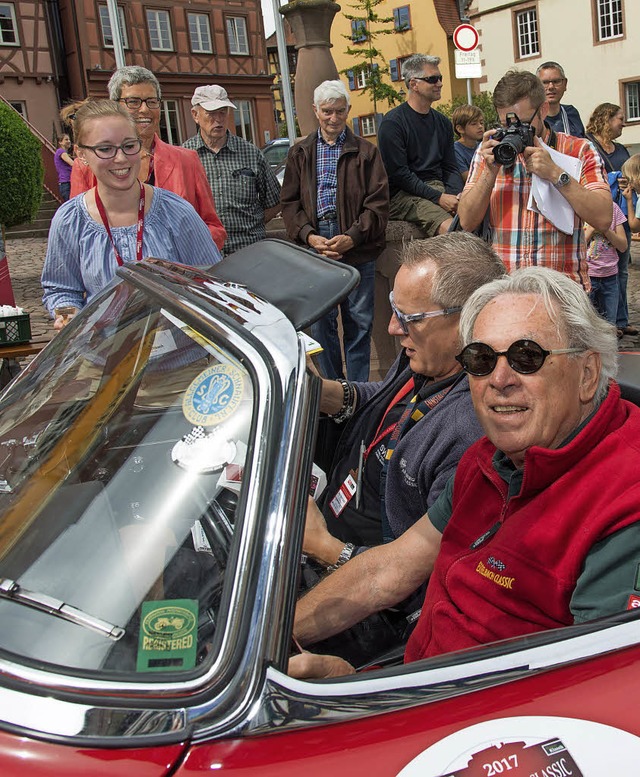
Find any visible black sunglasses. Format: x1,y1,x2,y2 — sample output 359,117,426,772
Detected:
413,75,443,84
455,339,584,376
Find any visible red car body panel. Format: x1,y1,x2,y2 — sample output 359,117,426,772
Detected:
0,732,187,777
174,648,640,775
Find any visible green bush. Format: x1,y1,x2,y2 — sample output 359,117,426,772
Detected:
436,92,498,137
0,102,43,228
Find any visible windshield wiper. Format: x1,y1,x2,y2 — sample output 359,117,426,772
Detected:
0,578,125,640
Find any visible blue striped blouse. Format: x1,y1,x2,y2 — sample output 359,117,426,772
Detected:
42,187,222,314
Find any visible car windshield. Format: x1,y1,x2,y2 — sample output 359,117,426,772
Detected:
0,281,254,679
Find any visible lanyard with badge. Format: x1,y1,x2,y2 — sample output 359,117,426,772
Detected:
328,379,414,519
378,381,457,540
94,181,146,266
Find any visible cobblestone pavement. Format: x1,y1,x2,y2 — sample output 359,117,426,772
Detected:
6,235,640,352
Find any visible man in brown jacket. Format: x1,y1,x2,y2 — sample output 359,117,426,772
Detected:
281,80,389,381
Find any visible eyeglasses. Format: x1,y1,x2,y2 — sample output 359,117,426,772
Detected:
455,339,584,376
389,292,461,335
413,75,443,84
118,97,161,110
77,139,142,160
541,78,565,87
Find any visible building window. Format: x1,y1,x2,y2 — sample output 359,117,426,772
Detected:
187,12,212,54
390,55,412,82
226,16,249,55
360,115,376,136
159,100,182,145
596,0,623,40
351,19,367,42
0,3,19,45
146,9,173,51
99,5,128,49
9,100,26,119
356,65,371,89
624,81,640,122
393,6,411,31
515,8,539,59
234,100,254,143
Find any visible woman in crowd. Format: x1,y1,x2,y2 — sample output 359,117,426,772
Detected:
42,100,221,329
54,134,73,201
69,66,226,252
586,102,637,338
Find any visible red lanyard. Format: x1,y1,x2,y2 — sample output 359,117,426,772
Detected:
364,378,414,461
94,181,145,267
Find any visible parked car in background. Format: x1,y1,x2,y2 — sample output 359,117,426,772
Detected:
261,138,290,169
1,241,640,775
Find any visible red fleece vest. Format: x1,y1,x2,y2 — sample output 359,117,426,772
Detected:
405,383,640,662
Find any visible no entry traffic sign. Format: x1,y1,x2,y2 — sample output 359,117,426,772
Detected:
453,23,479,52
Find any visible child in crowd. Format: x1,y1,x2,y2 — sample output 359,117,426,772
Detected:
54,134,73,201
584,202,627,330
621,154,640,233
452,105,485,182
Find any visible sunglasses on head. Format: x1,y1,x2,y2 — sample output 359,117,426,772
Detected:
413,75,443,84
455,339,584,376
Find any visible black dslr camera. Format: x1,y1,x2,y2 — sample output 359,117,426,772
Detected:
492,112,535,167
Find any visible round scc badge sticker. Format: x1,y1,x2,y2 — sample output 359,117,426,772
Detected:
396,716,640,776
183,363,245,427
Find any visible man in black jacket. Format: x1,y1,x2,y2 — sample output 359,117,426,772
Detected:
378,54,463,237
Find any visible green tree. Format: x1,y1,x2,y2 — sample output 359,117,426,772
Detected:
340,0,405,122
435,92,498,137
0,102,43,233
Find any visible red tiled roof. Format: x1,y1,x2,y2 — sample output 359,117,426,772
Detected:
434,0,462,36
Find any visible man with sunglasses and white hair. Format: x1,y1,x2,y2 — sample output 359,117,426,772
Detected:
459,69,611,287
377,53,463,237
291,266,640,679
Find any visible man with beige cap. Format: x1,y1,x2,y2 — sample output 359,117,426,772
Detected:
183,85,281,255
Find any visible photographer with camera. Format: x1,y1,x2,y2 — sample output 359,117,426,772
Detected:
458,70,612,287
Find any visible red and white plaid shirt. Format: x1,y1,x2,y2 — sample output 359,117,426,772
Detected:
464,130,610,288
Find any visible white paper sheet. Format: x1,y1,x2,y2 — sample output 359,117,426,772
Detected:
527,137,583,235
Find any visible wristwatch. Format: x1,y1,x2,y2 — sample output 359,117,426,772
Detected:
554,171,571,189
327,542,355,572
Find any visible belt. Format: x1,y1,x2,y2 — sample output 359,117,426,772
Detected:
317,210,337,221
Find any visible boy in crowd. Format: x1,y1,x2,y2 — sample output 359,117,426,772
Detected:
452,104,485,182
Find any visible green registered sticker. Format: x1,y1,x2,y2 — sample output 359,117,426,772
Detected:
137,599,198,672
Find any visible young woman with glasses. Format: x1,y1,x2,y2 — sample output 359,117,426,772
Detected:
42,100,221,330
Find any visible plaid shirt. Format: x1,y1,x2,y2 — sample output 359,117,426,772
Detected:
316,128,346,218
183,131,280,256
464,131,610,287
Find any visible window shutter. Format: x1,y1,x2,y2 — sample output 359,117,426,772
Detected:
352,117,360,136
348,70,355,90
390,59,398,81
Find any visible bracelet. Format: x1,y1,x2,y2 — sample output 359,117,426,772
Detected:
327,542,355,572
327,379,355,424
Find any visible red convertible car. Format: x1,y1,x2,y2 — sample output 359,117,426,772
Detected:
0,240,639,776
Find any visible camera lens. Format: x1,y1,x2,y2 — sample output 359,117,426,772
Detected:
493,134,525,167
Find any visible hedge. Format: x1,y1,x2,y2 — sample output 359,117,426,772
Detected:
0,101,43,228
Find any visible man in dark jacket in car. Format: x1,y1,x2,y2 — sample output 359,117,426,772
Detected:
291,266,640,678
280,79,389,383
303,233,506,566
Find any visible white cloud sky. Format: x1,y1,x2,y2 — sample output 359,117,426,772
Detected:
261,0,277,37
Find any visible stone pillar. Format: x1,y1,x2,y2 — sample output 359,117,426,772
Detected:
280,0,340,136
